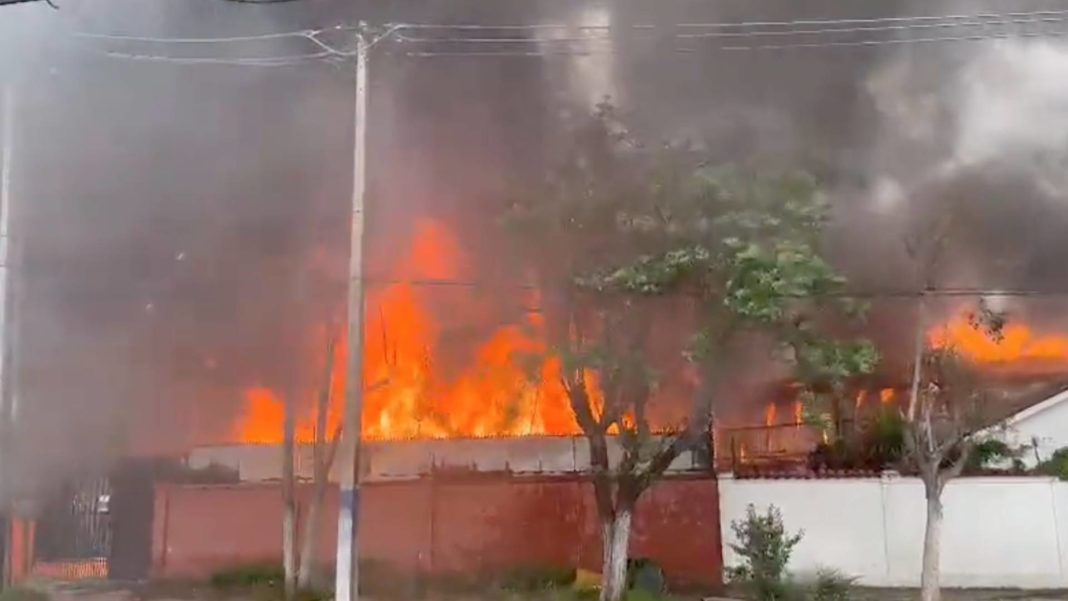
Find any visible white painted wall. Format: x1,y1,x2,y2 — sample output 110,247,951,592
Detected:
720,474,1068,589
1000,389,1068,467
187,436,703,482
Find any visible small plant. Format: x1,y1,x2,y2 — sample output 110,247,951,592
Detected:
729,504,803,601
810,568,855,601
210,563,285,589
499,565,577,591
859,410,905,469
964,439,1027,473
1036,447,1068,480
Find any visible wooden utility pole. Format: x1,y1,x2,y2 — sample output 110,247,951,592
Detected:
335,24,369,601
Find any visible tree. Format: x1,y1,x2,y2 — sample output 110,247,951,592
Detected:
297,337,343,590
900,201,1003,601
906,306,1000,601
509,103,874,601
281,338,343,597
280,338,387,598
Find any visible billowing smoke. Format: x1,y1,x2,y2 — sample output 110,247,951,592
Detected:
4,0,1068,503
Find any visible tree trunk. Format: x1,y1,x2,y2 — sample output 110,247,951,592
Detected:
600,510,632,601
296,470,326,589
920,481,943,601
282,395,297,600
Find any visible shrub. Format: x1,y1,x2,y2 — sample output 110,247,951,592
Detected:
499,565,577,592
810,568,855,601
965,439,1027,473
1036,447,1068,480
209,563,284,590
858,410,905,469
728,504,803,601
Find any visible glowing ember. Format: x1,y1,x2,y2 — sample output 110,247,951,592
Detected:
233,220,587,443
879,388,895,404
929,312,1068,367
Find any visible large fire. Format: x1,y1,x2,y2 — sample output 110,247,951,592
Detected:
928,312,1068,370
234,220,582,443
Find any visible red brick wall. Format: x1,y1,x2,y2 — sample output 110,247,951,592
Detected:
151,475,721,587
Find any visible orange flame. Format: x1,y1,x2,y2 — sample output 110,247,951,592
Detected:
764,403,778,427
929,313,1068,367
880,388,895,405
233,220,590,443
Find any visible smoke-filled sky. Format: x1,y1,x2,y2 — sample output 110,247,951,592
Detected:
4,0,1068,497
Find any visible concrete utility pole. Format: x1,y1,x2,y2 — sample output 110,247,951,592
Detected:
0,85,15,588
335,24,369,601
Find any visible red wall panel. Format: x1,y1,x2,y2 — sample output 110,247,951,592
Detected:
151,475,721,587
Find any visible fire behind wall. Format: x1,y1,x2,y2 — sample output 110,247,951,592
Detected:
7,0,1068,503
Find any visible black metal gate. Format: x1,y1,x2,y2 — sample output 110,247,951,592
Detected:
35,476,112,563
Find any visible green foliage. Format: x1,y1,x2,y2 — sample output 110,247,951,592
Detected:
0,587,49,601
729,504,804,601
209,563,284,590
577,246,713,294
623,588,668,601
810,569,856,601
859,410,906,469
723,239,843,324
807,409,905,471
792,339,878,385
966,439,1027,473
1036,447,1068,480
499,565,578,592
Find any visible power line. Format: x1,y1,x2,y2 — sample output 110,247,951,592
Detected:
71,8,1068,66
390,9,1068,32
98,50,340,67
401,28,1068,57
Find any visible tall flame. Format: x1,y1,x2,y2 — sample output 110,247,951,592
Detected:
929,312,1068,368
233,220,586,443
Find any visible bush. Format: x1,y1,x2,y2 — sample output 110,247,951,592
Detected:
499,565,577,592
965,439,1027,473
210,563,285,590
1036,447,1068,480
728,504,803,601
858,410,905,469
810,568,855,601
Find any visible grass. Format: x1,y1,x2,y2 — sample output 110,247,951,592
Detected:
0,587,50,601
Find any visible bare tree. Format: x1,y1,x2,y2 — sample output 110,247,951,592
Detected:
902,209,1002,601
905,306,1000,601
281,338,385,597
282,387,298,599
297,337,343,590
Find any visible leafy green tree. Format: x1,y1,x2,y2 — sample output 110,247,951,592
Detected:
508,103,874,601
